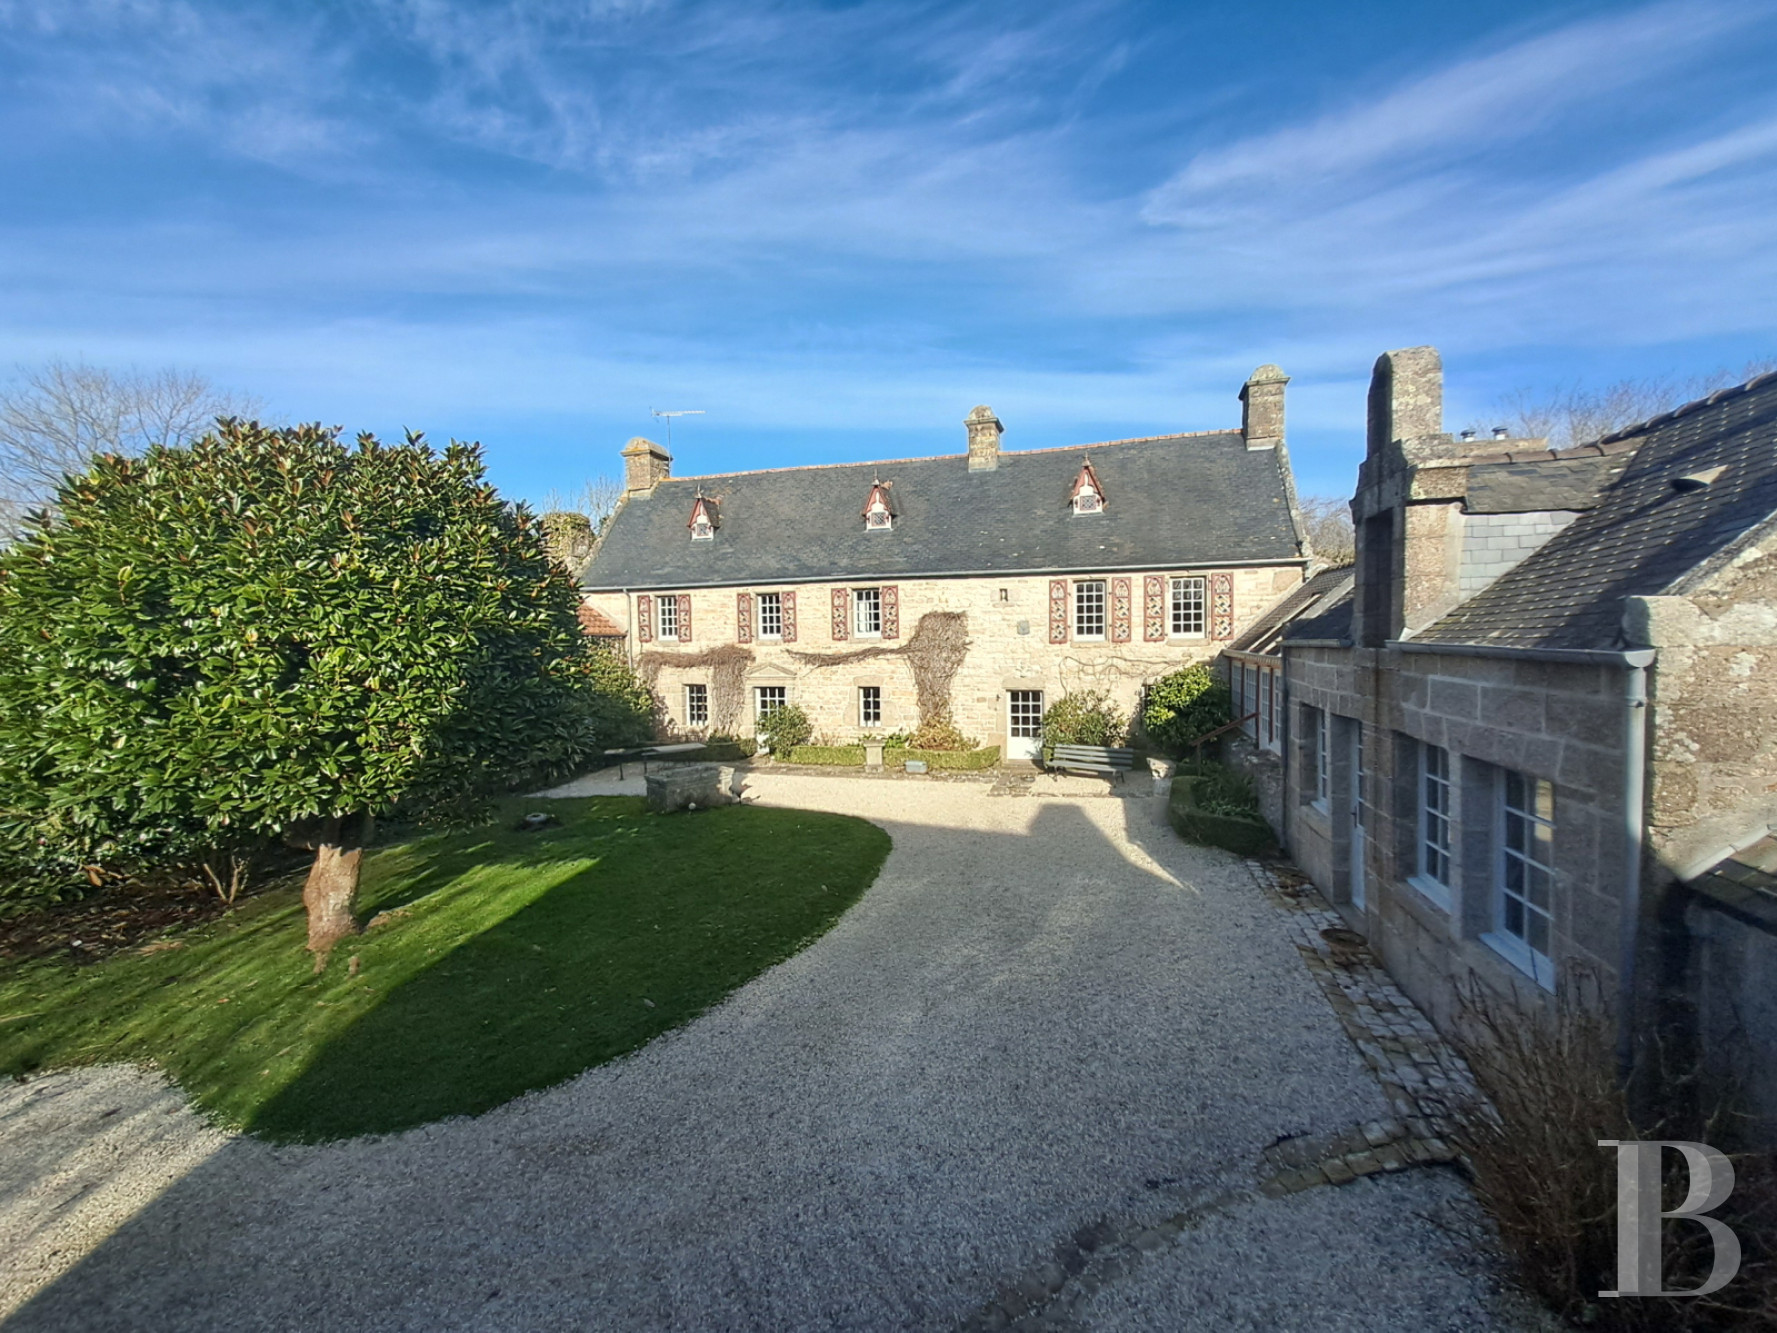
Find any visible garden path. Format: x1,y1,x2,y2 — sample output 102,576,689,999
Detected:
0,773,1538,1330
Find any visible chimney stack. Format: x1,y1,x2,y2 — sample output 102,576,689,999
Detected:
965,406,1003,471
1365,345,1443,453
621,436,671,496
1240,364,1288,450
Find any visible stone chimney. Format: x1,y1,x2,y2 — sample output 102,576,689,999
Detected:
965,406,1003,471
1352,346,1464,644
621,436,671,496
1366,345,1443,455
1240,364,1288,449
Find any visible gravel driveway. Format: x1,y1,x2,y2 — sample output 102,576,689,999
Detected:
1,773,1534,1331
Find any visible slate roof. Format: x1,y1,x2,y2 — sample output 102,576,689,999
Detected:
1417,372,1777,650
1463,454,1621,514
583,431,1306,592
1688,835,1777,931
1235,565,1355,654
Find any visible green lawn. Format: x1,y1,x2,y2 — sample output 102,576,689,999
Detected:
0,797,890,1141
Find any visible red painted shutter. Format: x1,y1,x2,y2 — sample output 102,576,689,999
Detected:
677,594,692,642
831,587,851,641
881,585,899,640
736,592,753,644
1211,572,1235,640
1048,579,1069,643
637,594,654,643
1111,577,1131,643
1143,575,1166,641
781,590,798,643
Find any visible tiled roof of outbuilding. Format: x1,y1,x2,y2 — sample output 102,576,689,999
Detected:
1417,373,1777,650
583,431,1306,591
577,602,624,637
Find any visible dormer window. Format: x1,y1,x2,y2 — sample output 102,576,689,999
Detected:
688,493,719,541
862,479,895,531
1068,459,1106,515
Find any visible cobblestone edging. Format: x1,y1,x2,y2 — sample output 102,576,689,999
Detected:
1242,859,1478,1131
957,859,1481,1332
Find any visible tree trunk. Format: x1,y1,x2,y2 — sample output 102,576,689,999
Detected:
304,813,370,964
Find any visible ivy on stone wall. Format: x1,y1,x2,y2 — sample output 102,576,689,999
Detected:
786,611,968,728
637,644,754,734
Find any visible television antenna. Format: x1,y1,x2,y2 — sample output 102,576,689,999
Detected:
650,408,704,452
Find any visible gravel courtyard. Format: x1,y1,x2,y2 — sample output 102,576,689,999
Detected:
1,772,1536,1331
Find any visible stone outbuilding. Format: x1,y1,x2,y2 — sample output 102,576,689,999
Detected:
580,369,1313,757
1268,347,1777,1134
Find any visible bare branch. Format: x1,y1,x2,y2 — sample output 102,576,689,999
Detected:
0,359,261,536
1297,494,1355,567
1472,358,1777,451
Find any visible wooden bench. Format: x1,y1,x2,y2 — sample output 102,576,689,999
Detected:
1048,744,1137,781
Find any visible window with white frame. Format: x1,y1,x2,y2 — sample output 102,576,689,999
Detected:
1492,770,1556,987
1307,706,1330,810
754,685,787,723
685,683,709,727
859,685,882,727
1169,576,1206,637
1074,580,1106,639
1240,663,1257,741
656,595,679,640
1414,742,1453,905
758,591,783,639
853,587,882,637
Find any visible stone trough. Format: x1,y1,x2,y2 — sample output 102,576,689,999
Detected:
644,763,741,814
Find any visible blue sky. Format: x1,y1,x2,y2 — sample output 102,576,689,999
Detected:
3,0,1776,504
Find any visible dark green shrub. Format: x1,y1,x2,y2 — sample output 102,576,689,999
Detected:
0,421,610,954
1167,772,1275,856
1142,663,1232,754
1040,690,1128,748
757,703,812,755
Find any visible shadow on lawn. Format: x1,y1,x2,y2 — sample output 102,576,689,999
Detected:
7,796,1231,1331
248,799,891,1141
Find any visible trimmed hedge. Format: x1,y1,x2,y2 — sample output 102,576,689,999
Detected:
787,745,866,766
1168,775,1277,856
694,738,758,761
888,745,1000,771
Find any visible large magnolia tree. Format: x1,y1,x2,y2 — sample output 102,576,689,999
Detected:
0,421,634,959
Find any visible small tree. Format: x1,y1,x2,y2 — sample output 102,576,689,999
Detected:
1141,663,1232,754
757,703,812,755
0,421,605,960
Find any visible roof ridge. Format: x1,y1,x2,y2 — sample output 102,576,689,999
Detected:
662,428,1241,485
1594,370,1777,446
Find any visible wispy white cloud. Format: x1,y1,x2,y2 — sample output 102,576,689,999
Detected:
1,0,1775,504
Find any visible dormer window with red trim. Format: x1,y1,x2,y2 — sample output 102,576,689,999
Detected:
862,479,895,531
688,493,719,541
1069,459,1106,515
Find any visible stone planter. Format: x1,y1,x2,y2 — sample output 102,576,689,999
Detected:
1145,756,1176,795
864,740,885,770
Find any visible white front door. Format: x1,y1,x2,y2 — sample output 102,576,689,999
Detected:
754,685,787,742
1349,723,1367,911
1007,690,1044,760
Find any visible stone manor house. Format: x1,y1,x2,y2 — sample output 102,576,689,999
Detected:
581,345,1777,1134
581,367,1311,758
